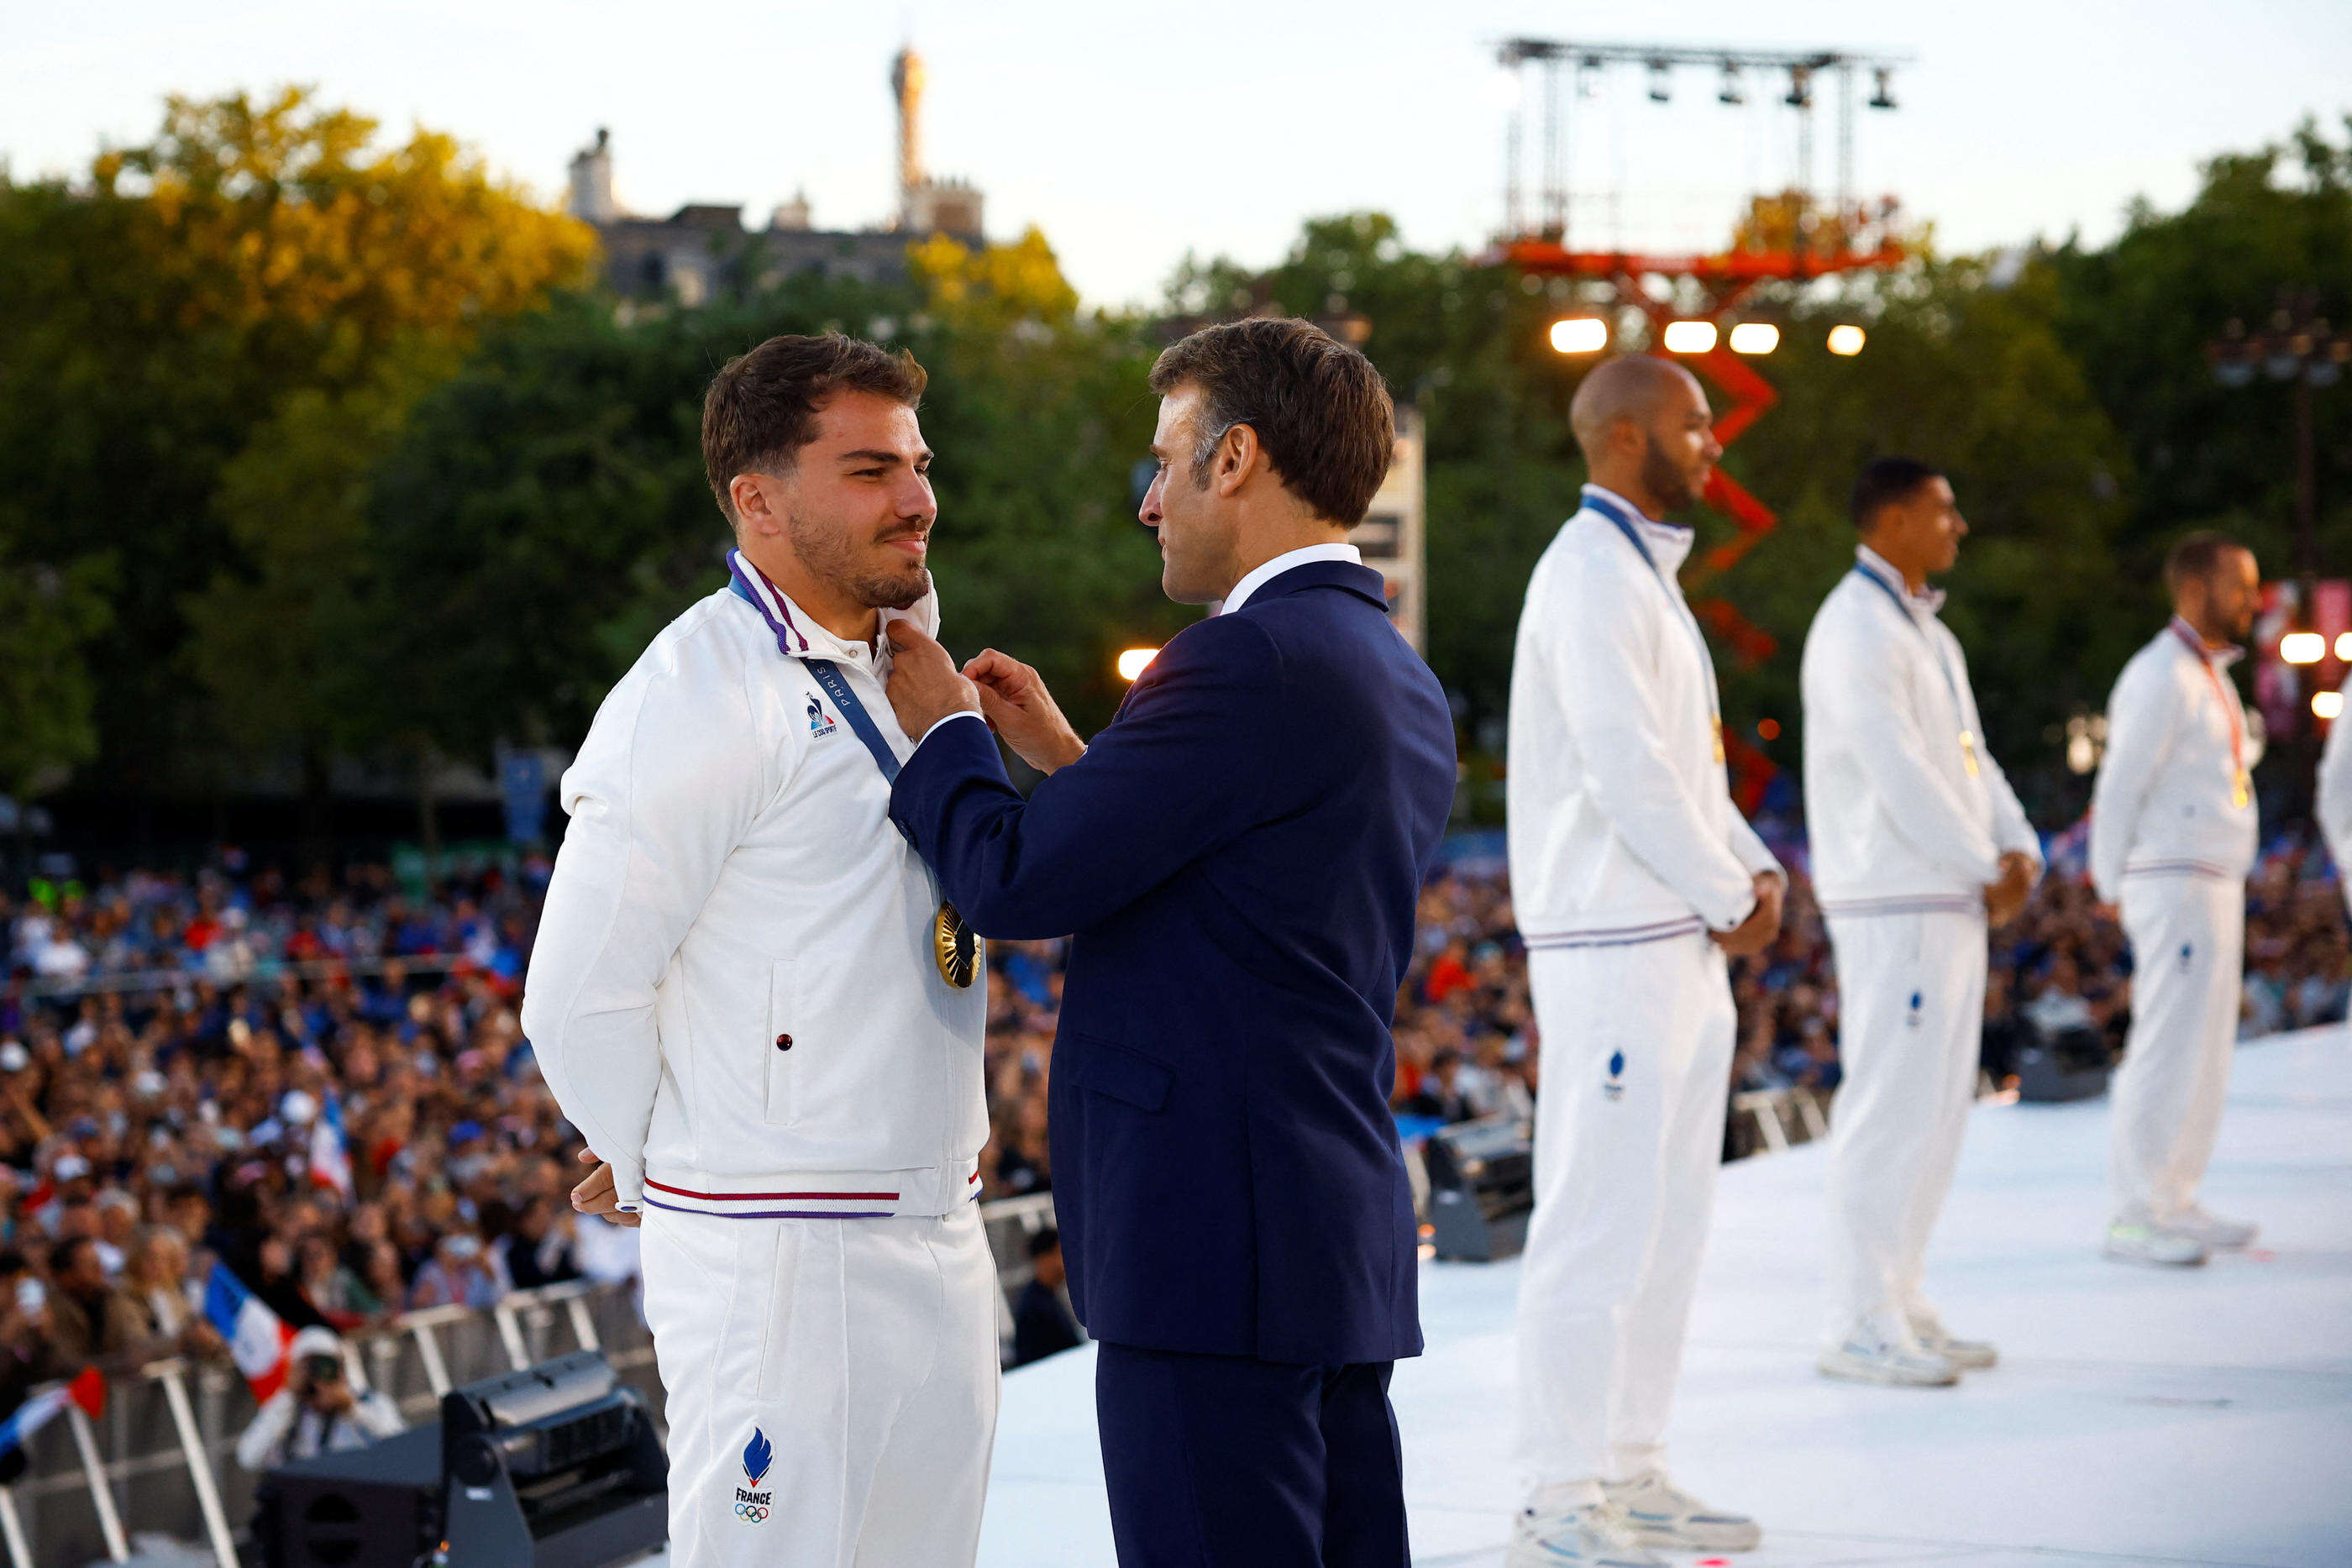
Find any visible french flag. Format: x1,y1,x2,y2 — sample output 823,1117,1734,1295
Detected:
309,1095,354,1201
205,1262,297,1403
0,1366,106,1458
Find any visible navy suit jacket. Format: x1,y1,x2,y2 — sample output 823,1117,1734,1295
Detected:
891,560,1456,1366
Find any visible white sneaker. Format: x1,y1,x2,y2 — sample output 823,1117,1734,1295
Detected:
2104,1219,2208,1266
1604,1471,1762,1551
1818,1324,1961,1387
1504,1502,1666,1568
2163,1205,2257,1250
1908,1312,1998,1370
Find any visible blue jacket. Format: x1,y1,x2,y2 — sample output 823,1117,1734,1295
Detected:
890,560,1456,1365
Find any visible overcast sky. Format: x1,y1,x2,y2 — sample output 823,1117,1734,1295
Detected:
8,0,2351,307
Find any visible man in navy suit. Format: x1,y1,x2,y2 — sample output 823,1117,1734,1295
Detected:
883,318,1456,1567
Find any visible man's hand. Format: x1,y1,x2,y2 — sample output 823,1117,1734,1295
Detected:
1712,873,1785,958
1985,850,2037,929
884,621,982,742
962,648,1087,775
570,1147,640,1229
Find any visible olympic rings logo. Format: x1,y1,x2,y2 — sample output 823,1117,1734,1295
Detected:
735,1502,769,1523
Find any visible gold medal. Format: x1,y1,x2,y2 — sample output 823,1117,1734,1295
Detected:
1712,716,1725,765
1959,729,1982,779
2232,768,2250,809
933,900,980,989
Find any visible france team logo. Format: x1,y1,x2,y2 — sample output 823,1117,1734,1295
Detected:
1604,1049,1626,1101
735,1427,774,1523
808,695,838,737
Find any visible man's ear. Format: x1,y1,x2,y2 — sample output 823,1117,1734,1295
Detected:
1211,422,1261,500
729,472,785,539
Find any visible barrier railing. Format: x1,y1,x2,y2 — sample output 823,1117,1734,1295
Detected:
0,1202,1063,1566
1732,1084,1832,1154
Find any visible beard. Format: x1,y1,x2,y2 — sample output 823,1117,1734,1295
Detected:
789,517,931,610
1640,432,1703,513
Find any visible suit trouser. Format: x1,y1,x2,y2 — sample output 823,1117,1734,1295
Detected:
2112,873,2245,1225
639,1204,1000,1568
1095,1344,1407,1568
1823,906,1987,1344
1515,935,1734,1502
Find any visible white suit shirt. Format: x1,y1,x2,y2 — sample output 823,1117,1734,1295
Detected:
1506,485,1780,950
521,553,987,1219
2318,675,2352,881
2087,617,2260,901
1800,546,2040,915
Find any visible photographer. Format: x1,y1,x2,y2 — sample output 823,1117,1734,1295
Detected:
234,1326,402,1471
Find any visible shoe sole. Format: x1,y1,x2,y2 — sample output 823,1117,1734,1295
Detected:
1503,1545,1661,1568
1816,1352,1959,1387
1937,1350,1998,1370
2103,1242,2207,1267
1624,1520,1763,1552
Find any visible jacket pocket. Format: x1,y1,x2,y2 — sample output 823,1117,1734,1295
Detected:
1066,1034,1173,1112
763,959,798,1126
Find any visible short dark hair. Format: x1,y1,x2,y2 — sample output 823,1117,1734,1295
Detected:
1148,318,1394,526
1026,1228,1061,1261
48,1236,93,1277
1850,456,1944,531
2164,530,2249,595
701,333,927,526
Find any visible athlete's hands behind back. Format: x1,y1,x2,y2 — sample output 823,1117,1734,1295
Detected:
1711,872,1786,958
570,1147,641,1228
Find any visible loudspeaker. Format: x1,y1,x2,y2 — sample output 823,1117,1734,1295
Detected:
260,1423,442,1568
1421,1114,1535,1261
440,1350,667,1568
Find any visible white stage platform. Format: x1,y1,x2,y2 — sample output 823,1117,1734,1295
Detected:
978,1027,2352,1568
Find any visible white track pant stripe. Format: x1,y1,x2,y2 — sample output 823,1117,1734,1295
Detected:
1515,936,1734,1501
1823,908,1987,1345
640,1204,999,1568
2112,875,2244,1225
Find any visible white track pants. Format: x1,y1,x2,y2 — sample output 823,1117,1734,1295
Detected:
2112,874,2244,1225
1515,935,1734,1502
1823,908,1987,1345
640,1204,1000,1568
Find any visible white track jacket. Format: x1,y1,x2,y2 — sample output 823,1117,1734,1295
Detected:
521,556,987,1221
2087,619,2259,902
1800,548,2040,915
2320,676,2352,879
1508,486,1780,951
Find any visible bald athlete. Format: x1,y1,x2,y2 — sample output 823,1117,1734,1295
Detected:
1504,356,1783,1565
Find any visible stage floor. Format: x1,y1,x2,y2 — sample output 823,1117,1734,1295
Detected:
978,1026,2352,1568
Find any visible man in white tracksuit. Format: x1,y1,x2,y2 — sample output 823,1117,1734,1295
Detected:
1802,457,2041,1388
1507,356,1784,1568
523,335,995,1568
2089,532,2262,1266
2318,672,2352,917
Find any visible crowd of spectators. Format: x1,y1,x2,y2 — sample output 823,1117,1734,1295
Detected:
0,821,2344,1409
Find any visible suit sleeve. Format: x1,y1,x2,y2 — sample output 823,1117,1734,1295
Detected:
2088,656,2172,901
1548,564,1758,930
1725,811,1784,881
519,654,777,1210
1817,614,2003,887
890,616,1280,939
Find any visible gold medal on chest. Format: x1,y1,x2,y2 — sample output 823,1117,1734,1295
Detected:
934,900,980,989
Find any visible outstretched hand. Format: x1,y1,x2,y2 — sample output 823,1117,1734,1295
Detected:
962,648,1088,775
884,621,983,742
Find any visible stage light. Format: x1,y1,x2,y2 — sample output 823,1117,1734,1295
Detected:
1728,322,1779,355
1646,60,1671,102
1827,324,1866,356
1718,61,1745,105
2316,690,2344,721
1756,717,1781,741
1116,648,1159,682
2337,632,2352,660
2281,632,2325,665
1784,65,1814,109
1662,320,1718,354
1868,66,1898,110
1549,317,1609,354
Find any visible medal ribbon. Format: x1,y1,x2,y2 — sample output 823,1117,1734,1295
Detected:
726,555,980,984
1850,559,1981,778
1583,487,1726,763
2169,618,2250,807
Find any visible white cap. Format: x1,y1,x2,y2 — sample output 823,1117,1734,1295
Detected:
289,1325,343,1362
0,1042,28,1072
279,1091,318,1127
51,1153,90,1182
